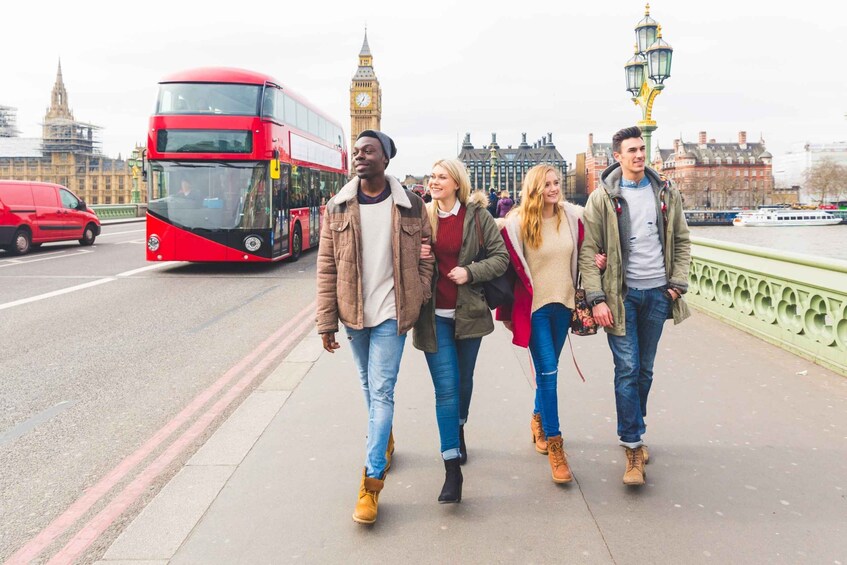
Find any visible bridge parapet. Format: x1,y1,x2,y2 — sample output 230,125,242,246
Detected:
689,237,847,376
90,204,148,219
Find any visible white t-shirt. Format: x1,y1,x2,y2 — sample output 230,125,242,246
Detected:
359,197,396,327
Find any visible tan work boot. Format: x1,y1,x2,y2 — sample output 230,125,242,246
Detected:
641,444,650,464
623,446,646,486
546,435,573,483
384,429,395,474
530,413,548,454
352,468,384,524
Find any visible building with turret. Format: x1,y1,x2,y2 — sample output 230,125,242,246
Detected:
0,61,144,204
457,132,567,199
656,131,773,208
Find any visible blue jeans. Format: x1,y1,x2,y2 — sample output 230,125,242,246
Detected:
345,319,407,478
607,287,672,446
424,316,482,460
528,303,572,438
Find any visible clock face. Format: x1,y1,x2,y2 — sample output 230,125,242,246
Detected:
355,93,371,108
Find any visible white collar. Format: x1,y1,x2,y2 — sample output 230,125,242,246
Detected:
436,199,461,218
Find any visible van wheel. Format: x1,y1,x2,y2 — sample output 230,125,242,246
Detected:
10,228,32,256
289,224,302,262
79,223,97,246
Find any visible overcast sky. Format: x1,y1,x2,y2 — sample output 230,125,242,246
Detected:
2,0,844,176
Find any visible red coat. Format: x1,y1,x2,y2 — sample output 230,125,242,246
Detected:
495,205,584,348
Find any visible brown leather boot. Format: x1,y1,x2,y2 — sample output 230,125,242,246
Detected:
352,468,384,524
531,413,548,454
384,429,395,474
623,446,646,486
641,444,650,464
546,435,573,483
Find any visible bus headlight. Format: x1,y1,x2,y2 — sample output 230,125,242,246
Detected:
147,234,160,252
244,235,262,252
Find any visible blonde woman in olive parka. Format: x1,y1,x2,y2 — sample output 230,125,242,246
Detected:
413,159,508,504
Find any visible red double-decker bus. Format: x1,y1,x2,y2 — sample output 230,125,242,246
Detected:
145,68,348,262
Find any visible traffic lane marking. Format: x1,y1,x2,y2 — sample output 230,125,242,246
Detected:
47,314,317,564
0,250,92,268
0,401,77,447
0,262,178,310
6,301,317,564
0,277,116,311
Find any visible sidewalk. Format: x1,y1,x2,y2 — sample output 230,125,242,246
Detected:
96,313,847,564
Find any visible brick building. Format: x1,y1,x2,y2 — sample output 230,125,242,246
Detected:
585,133,613,195
655,131,773,208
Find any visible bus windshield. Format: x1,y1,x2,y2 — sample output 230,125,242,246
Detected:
157,83,261,116
147,161,270,230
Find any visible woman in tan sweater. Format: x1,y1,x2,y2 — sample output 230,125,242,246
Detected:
496,164,585,484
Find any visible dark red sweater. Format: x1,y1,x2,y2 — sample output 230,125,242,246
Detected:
434,206,467,310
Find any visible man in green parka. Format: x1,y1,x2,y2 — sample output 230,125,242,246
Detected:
578,126,691,486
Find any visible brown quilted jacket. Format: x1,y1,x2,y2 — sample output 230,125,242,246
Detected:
316,176,434,335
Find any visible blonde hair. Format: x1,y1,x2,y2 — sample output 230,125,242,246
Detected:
427,159,471,243
512,164,563,249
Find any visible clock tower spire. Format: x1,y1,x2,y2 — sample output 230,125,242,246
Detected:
350,28,382,168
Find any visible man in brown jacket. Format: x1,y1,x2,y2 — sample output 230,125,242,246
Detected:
316,130,433,525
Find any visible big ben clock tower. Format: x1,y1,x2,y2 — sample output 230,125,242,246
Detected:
350,29,382,166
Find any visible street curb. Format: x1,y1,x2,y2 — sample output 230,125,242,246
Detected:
94,334,321,564
100,218,145,226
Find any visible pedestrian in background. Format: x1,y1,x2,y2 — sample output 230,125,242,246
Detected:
578,126,691,486
487,188,498,216
413,160,508,504
496,190,515,218
316,130,434,524
496,164,587,484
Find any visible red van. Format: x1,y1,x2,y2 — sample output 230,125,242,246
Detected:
0,180,101,255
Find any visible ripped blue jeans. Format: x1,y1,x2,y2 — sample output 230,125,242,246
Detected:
528,302,572,438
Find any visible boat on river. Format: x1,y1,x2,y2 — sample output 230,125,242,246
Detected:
732,208,842,227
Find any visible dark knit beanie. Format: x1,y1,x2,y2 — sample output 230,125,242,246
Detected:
357,130,397,161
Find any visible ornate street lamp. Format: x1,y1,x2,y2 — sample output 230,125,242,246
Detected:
488,146,499,195
646,25,673,84
127,148,141,204
624,3,673,163
625,47,646,96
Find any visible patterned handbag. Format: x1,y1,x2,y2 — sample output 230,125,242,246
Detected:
570,277,598,336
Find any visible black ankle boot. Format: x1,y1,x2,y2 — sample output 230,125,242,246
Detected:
438,458,463,504
459,425,468,465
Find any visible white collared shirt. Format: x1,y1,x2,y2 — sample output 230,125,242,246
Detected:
436,199,461,218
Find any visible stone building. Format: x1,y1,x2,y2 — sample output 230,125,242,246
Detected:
457,132,567,199
349,30,382,170
656,131,773,208
0,61,144,205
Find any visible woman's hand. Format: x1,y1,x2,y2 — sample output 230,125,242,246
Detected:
594,253,607,271
447,266,470,285
420,238,432,260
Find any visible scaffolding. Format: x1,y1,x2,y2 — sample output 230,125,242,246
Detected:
41,117,101,155
0,105,21,137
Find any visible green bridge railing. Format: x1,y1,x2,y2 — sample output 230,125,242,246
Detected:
688,237,847,376
90,204,148,220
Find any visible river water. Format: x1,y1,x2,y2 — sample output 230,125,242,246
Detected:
690,225,847,262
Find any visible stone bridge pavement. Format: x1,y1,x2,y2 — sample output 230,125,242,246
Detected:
97,310,847,565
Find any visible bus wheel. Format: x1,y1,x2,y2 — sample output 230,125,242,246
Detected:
290,224,302,262
10,228,32,256
79,223,97,246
